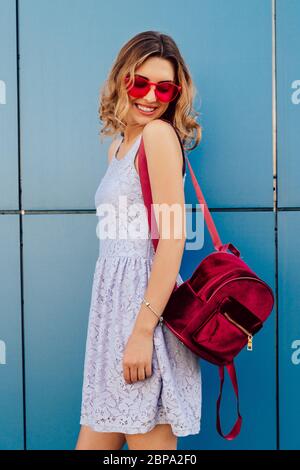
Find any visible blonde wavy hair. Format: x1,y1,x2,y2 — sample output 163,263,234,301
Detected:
98,31,202,152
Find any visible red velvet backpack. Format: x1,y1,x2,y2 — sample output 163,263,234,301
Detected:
137,120,275,440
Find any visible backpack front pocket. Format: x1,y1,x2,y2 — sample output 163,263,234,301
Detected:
191,296,262,363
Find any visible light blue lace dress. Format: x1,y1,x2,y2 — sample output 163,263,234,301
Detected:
79,133,202,436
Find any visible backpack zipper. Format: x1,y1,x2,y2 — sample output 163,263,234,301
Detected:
223,311,253,351
195,268,247,301
207,276,272,303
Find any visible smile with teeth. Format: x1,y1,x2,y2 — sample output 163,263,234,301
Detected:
135,103,158,114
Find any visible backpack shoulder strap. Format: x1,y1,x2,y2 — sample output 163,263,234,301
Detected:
217,361,243,440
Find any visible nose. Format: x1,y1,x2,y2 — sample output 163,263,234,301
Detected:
143,84,157,102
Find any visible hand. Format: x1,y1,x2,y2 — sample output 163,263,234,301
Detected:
122,329,154,384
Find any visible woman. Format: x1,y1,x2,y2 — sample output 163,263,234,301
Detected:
76,30,202,451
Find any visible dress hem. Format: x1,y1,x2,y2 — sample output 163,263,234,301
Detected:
79,417,201,438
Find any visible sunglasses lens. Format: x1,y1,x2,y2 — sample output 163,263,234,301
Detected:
156,83,179,102
125,75,149,98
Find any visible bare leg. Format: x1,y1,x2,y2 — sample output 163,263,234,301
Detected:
75,425,126,450
125,424,177,450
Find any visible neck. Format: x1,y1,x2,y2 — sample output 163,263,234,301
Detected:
122,125,144,144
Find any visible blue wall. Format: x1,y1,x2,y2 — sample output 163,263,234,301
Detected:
0,0,299,450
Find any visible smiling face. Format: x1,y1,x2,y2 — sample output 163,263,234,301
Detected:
124,56,176,126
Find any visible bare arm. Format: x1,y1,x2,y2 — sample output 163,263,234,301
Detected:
132,119,186,336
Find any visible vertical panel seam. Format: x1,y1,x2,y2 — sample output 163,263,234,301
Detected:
272,0,279,451
15,0,27,451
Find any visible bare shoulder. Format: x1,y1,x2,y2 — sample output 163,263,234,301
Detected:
142,118,177,140
142,119,183,170
107,136,122,164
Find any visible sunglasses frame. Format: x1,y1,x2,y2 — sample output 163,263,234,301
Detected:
124,74,182,103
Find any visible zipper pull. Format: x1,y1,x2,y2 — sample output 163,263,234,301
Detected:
247,335,253,351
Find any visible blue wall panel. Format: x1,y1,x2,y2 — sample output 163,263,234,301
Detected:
0,0,19,209
277,0,300,207
18,0,102,210
23,214,98,449
184,0,273,209
0,216,24,449
278,212,300,450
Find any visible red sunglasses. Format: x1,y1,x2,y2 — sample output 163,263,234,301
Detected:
124,74,182,103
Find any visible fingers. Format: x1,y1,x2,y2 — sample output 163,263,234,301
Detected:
137,367,146,381
145,364,152,379
123,365,131,384
123,365,152,384
130,367,138,383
